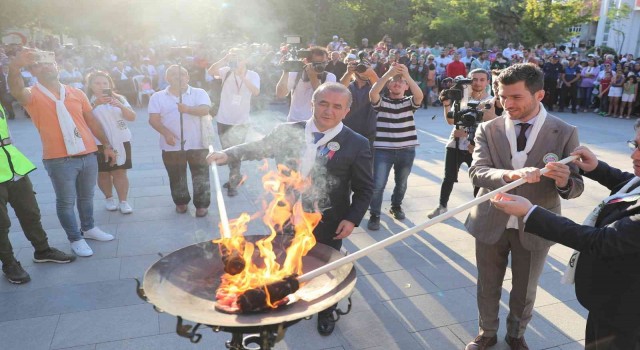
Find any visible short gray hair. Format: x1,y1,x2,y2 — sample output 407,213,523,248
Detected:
312,82,352,108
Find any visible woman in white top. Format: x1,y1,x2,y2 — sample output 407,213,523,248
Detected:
86,71,136,214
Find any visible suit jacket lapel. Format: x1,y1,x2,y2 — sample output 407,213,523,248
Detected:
524,117,559,168
493,118,513,169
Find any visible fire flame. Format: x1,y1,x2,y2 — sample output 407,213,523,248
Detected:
214,164,322,309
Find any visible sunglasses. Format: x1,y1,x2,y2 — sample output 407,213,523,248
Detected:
627,140,640,151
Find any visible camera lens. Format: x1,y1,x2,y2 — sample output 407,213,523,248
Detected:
313,62,326,73
356,64,367,73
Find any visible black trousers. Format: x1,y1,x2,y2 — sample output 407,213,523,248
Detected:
217,122,249,189
585,313,640,350
560,83,578,111
543,79,558,109
439,147,473,207
0,176,49,264
161,150,210,209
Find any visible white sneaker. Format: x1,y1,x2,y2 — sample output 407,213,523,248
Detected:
427,205,448,219
70,239,93,257
119,201,133,214
105,197,118,211
82,227,115,241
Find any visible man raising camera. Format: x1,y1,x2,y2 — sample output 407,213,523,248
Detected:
276,46,336,122
427,69,499,218
340,52,379,150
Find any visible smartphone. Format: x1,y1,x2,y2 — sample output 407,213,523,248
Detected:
102,88,113,97
36,51,56,64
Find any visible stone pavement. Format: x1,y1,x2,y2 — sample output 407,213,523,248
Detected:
0,104,635,350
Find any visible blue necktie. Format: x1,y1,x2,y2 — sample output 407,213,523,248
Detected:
312,132,324,143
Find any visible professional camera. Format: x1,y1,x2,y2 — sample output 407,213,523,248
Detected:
440,77,472,102
447,102,488,144
355,51,370,73
281,47,311,72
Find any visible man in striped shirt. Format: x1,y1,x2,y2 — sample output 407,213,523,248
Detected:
367,64,423,230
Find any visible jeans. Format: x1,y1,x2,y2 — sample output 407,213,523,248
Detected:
43,153,98,242
560,84,578,111
162,149,210,209
580,86,593,109
217,122,249,189
369,147,415,216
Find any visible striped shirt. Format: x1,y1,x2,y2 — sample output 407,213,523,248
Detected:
373,95,420,149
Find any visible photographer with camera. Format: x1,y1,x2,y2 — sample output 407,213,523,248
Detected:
207,48,260,197
427,69,499,219
276,46,336,122
366,63,423,230
340,51,379,150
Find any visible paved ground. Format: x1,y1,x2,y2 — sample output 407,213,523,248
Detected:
0,103,636,350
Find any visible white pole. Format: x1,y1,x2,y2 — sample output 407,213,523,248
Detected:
298,155,578,283
209,145,231,238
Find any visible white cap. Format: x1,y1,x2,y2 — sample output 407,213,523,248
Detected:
333,35,338,39
347,53,357,60
571,51,578,55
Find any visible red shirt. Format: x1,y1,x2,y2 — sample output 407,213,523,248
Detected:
447,61,467,78
600,78,611,96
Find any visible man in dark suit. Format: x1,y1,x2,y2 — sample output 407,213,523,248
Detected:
207,82,373,336
492,136,640,350
464,64,584,350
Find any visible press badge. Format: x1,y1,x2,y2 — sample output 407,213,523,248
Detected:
231,94,242,106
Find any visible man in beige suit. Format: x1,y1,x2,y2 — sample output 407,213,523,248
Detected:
464,64,584,350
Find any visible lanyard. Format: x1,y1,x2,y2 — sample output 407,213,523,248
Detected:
233,72,244,93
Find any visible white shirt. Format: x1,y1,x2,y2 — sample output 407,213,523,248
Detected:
434,56,451,75
92,97,133,144
148,86,212,151
286,71,336,122
216,67,260,125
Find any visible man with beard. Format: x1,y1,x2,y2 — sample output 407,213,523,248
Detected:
464,64,583,350
427,69,499,219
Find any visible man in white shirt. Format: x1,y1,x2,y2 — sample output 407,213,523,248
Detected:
207,48,260,196
276,47,336,122
148,65,212,217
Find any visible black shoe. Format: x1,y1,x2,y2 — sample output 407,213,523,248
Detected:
227,187,238,197
317,310,337,335
223,182,230,189
367,215,380,231
33,248,76,263
389,206,406,220
571,109,577,114
2,261,31,284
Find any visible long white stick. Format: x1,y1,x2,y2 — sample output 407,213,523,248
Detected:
209,145,231,238
298,155,578,283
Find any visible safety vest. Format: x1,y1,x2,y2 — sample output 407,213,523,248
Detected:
0,105,36,183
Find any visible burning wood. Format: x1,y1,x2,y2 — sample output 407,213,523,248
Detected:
214,165,321,314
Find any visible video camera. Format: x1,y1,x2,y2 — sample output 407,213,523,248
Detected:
281,47,312,72
442,77,488,144
355,51,370,73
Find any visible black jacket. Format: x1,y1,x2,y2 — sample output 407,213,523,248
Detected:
225,122,374,249
526,161,640,331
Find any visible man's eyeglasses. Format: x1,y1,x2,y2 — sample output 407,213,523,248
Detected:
627,140,640,151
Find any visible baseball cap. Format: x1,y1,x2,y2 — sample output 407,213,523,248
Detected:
333,35,338,39
571,51,578,55
568,57,576,61
551,55,559,59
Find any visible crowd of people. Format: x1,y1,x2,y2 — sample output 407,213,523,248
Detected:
0,33,639,349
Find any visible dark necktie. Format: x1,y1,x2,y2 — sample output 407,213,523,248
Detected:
517,123,530,152
312,132,324,144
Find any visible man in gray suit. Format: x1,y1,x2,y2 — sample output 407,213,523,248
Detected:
464,64,584,350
